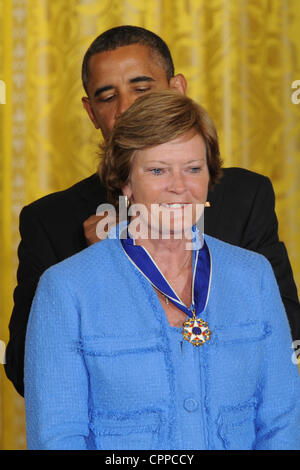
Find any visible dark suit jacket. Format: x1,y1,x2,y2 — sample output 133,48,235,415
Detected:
4,167,300,396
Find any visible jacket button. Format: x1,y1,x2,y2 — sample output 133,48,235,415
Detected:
184,398,199,412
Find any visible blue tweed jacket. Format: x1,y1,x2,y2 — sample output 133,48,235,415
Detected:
24,234,300,450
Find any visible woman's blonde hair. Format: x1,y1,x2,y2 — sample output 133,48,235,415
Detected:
99,90,222,208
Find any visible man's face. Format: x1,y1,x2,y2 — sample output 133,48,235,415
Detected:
82,44,186,139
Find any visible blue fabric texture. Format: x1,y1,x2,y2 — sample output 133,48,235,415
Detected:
24,234,300,450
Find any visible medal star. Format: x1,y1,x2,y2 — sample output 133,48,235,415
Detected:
184,318,210,345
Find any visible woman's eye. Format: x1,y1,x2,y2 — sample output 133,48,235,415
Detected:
150,168,163,175
189,167,202,173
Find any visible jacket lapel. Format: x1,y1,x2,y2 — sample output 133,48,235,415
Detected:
205,171,226,237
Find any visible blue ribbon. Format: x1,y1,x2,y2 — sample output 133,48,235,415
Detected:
120,226,211,319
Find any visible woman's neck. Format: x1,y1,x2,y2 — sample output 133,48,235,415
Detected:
134,236,193,277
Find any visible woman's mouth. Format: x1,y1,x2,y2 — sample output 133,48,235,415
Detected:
159,203,190,209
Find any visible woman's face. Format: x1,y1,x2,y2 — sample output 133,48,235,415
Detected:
122,131,210,238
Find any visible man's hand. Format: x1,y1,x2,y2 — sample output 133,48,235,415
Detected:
83,212,119,246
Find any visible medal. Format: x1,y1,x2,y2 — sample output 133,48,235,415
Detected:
121,226,212,347
182,310,211,346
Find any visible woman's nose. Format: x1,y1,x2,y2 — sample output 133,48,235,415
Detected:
168,171,186,193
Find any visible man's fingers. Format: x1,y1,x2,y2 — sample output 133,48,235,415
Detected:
83,212,119,245
83,214,104,228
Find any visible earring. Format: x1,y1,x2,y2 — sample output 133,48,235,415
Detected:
124,195,130,208
205,201,211,207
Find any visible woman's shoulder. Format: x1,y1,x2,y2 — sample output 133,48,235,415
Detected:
204,234,271,280
205,234,266,261
204,235,285,327
39,237,123,286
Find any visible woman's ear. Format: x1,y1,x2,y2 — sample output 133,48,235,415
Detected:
122,182,133,201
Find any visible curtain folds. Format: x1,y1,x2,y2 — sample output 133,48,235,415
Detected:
0,0,299,449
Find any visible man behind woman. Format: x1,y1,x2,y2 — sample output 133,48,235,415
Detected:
24,90,300,450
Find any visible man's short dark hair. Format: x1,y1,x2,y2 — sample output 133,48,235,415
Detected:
81,25,175,94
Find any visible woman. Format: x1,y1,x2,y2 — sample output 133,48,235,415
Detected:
25,90,300,450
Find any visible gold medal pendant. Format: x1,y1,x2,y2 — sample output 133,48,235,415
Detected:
182,311,211,347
